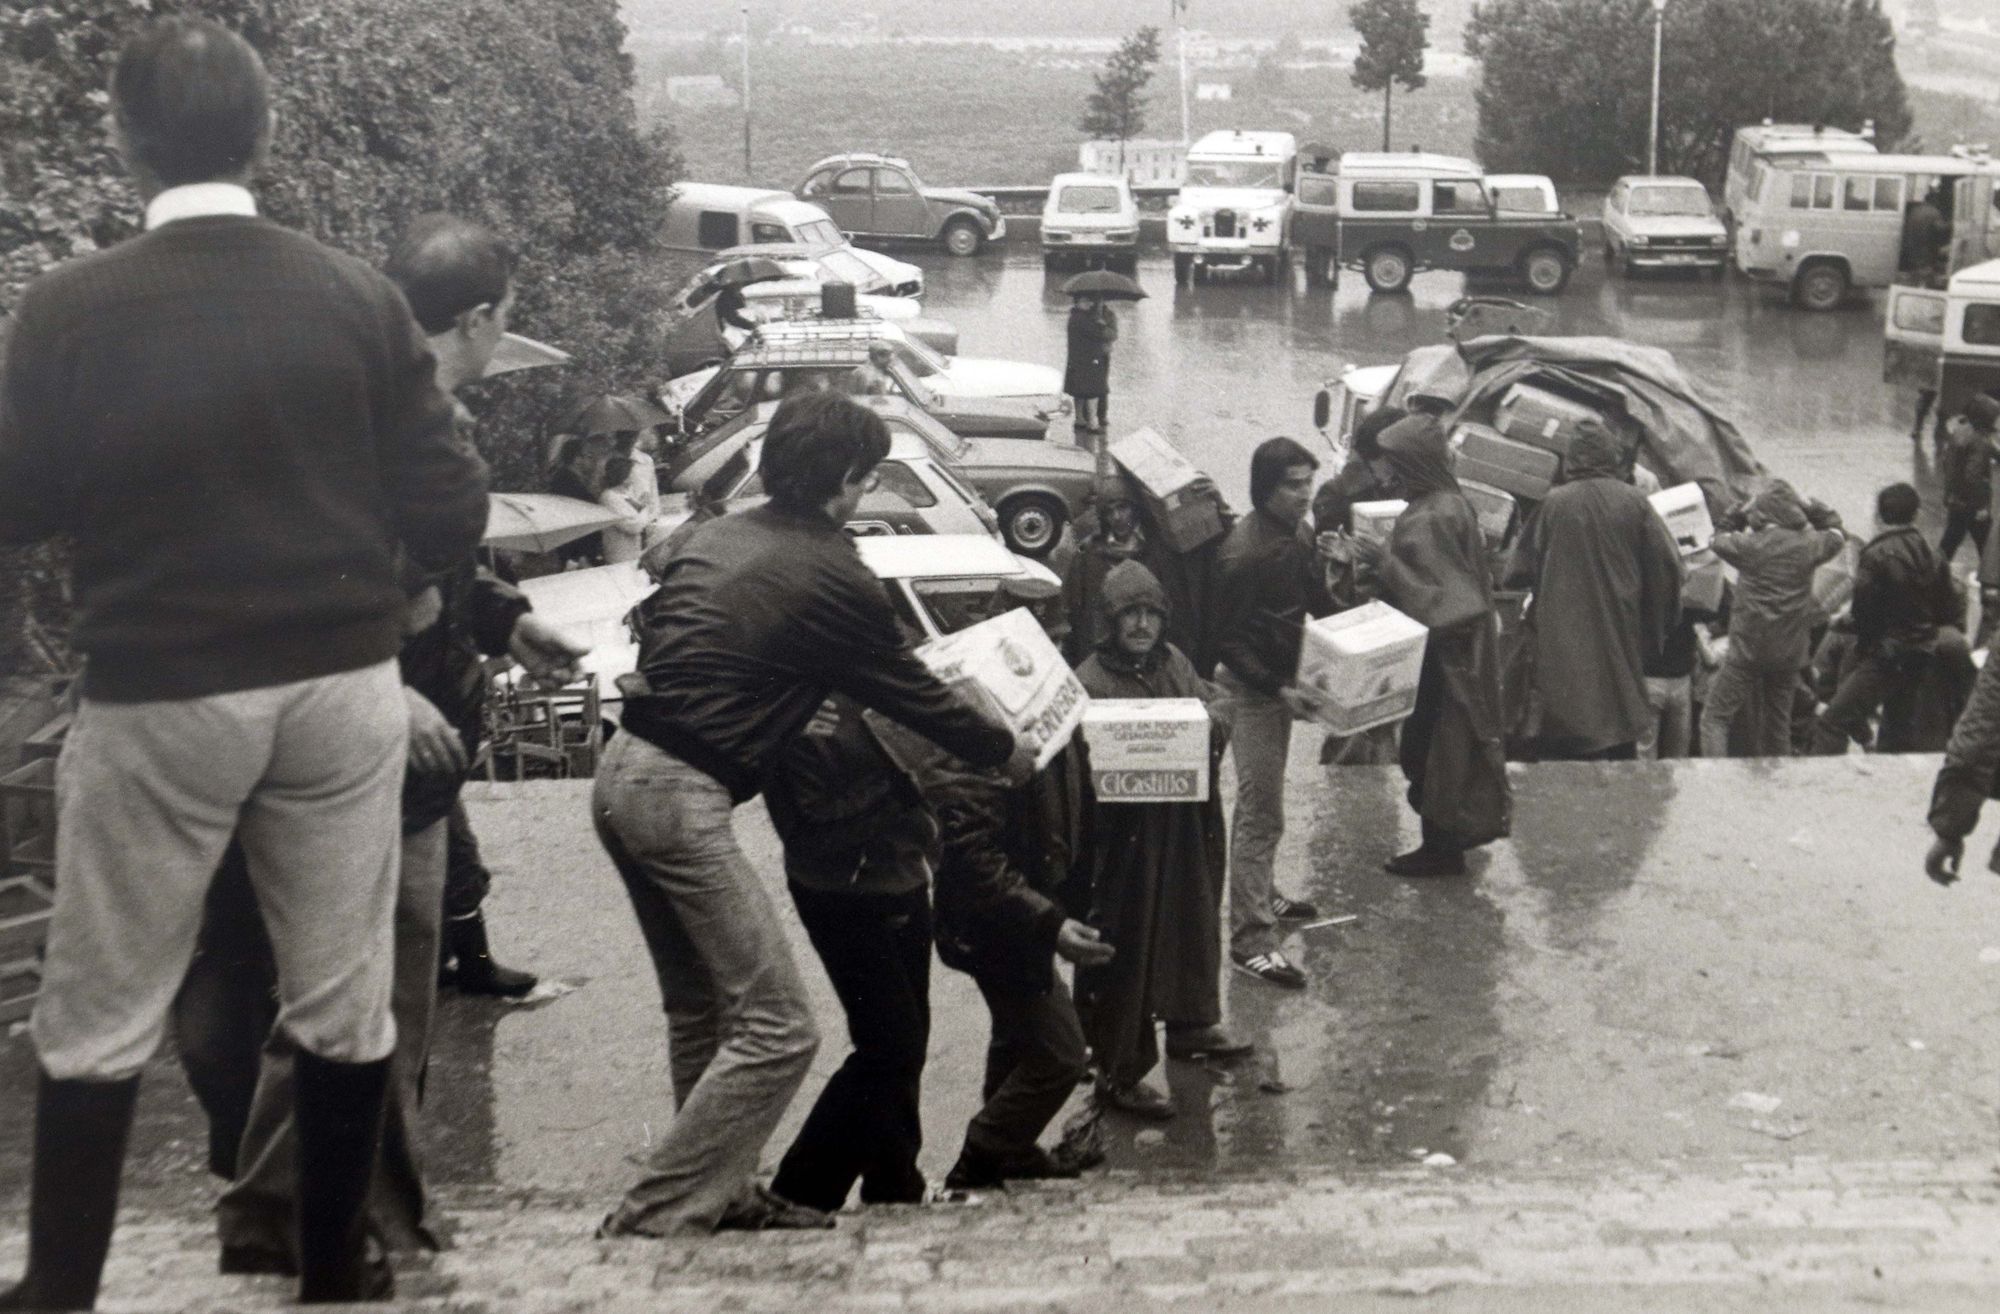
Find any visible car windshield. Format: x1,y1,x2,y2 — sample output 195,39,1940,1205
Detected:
816,248,884,290
795,219,847,249
893,338,947,378
1185,160,1284,189
888,414,967,462
1056,185,1123,214
1629,186,1712,217
911,579,1013,634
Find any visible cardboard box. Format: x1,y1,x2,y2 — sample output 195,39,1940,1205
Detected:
1648,482,1714,556
1454,423,1559,501
1681,548,1726,613
1460,480,1519,546
914,607,1088,770
1294,601,1429,735
1081,698,1210,803
1109,427,1225,552
1349,498,1407,545
1493,382,1600,458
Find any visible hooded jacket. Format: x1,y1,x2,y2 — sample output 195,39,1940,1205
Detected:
1707,481,1847,670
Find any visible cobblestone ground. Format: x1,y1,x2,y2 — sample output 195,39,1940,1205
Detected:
7,1157,1998,1312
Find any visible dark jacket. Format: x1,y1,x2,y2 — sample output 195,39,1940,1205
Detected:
1929,647,2000,851
622,503,1014,802
1213,509,1335,694
399,564,530,834
0,215,484,701
1707,523,1848,670
763,694,937,895
1941,430,1994,515
1852,524,1951,657
1062,304,1114,398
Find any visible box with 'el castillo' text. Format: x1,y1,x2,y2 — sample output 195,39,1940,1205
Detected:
1081,698,1210,803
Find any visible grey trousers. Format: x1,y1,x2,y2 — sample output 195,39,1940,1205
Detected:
214,817,450,1255
591,733,820,1235
1216,666,1292,958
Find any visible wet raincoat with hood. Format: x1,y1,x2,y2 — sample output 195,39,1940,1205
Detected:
1374,417,1511,848
1072,561,1229,1085
1506,419,1684,754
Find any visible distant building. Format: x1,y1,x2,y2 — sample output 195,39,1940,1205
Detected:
1079,138,1186,186
1196,82,1233,101
665,75,739,109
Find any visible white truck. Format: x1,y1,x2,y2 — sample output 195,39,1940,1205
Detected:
1169,130,1298,285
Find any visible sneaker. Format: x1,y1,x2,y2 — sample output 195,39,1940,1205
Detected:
1164,1024,1255,1062
1383,846,1467,877
714,1184,835,1232
1271,893,1320,921
1231,950,1307,990
1097,1079,1176,1121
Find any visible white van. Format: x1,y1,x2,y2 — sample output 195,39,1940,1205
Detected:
1884,257,2000,419
662,183,925,296
1169,129,1298,284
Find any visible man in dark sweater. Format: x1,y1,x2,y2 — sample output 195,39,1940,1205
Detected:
0,20,487,1310
595,392,1023,1236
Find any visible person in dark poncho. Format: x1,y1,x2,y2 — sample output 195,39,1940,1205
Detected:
1073,561,1252,1120
1364,416,1512,876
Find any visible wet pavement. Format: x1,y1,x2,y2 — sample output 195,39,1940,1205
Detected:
7,751,1996,1219
915,247,1939,535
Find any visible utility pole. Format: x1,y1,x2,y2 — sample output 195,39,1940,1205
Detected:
1647,0,1666,175
1175,0,1190,145
741,4,754,181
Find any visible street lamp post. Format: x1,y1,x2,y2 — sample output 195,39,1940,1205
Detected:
741,4,753,181
1647,0,1666,176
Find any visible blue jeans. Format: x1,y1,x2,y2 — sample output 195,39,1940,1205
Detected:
592,733,820,1234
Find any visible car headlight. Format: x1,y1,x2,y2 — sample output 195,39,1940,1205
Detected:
1709,234,1728,247
1630,234,1651,247
1044,228,1070,242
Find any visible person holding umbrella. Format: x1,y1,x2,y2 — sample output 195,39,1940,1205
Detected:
1063,271,1142,436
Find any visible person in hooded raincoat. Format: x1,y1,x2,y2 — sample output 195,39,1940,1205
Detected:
1505,417,1684,760
1072,561,1251,1120
1365,416,1512,875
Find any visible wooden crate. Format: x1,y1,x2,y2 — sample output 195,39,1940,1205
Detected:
0,955,41,1027
20,710,70,762
0,875,53,964
1,756,56,883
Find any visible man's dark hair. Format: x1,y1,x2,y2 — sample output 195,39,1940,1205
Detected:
1877,482,1920,526
385,214,517,335
1351,405,1409,460
760,393,890,514
112,19,271,188
1249,436,1319,510
1964,393,2000,435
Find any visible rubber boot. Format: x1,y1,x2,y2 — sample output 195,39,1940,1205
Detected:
445,910,537,999
0,1070,141,1312
293,1051,394,1305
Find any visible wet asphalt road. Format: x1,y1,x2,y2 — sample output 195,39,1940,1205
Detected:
916,245,1937,536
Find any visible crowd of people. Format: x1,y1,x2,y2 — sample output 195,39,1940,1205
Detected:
8,16,2000,1314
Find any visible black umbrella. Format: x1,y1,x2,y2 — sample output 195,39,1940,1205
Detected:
566,393,672,437
1061,270,1147,301
700,255,791,291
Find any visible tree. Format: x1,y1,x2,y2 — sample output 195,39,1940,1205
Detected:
1079,25,1162,173
0,0,683,674
1350,0,1430,152
1465,0,1913,187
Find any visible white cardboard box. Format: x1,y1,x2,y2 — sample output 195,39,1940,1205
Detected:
915,607,1088,770
1081,698,1210,803
1294,601,1429,735
1648,482,1714,556
1350,499,1408,546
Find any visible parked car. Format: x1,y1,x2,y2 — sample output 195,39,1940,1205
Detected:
1169,129,1299,285
798,153,1008,256
513,534,1062,720
661,251,956,379
664,396,1097,556
1040,172,1140,269
660,182,925,295
663,318,1065,443
1601,175,1729,277
1328,152,1581,295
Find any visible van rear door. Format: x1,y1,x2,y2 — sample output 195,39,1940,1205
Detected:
1941,290,2000,416
1883,283,1946,391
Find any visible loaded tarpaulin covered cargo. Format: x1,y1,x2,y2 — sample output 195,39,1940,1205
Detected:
1453,423,1560,500
1493,381,1597,460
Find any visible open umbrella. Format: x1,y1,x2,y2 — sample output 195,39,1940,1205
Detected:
483,492,626,554
482,332,571,379
698,255,793,294
566,393,673,437
1061,270,1147,301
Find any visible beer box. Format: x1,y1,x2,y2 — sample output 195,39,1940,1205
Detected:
1460,479,1519,546
1109,426,1225,552
1681,548,1726,614
1081,699,1210,803
1648,482,1714,556
1493,382,1599,458
1454,423,1559,501
1293,601,1429,735
915,606,1088,770
1349,498,1407,546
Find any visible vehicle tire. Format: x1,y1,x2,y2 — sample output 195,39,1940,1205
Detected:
1792,262,1847,311
943,218,984,258
1174,254,1193,286
1362,246,1413,294
999,493,1066,556
1520,246,1572,295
